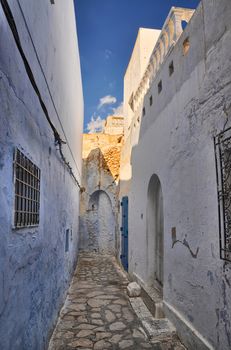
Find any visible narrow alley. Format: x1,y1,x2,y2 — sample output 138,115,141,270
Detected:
49,254,185,350
1,0,231,349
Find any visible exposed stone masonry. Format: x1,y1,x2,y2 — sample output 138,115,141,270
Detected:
82,133,123,180
79,131,124,254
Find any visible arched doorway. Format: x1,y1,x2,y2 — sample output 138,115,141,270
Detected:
87,190,115,254
146,174,164,292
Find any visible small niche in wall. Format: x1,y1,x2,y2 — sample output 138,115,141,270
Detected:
181,20,188,31
171,227,176,244
65,229,69,252
158,80,162,94
149,95,153,106
183,37,190,55
169,61,174,76
142,107,146,117
50,0,55,4
129,93,134,112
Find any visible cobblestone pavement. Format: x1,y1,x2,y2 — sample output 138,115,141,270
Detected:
49,253,185,350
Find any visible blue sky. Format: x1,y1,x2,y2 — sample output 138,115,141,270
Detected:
74,0,200,132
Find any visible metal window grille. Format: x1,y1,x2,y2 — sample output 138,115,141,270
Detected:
214,127,231,262
14,148,41,228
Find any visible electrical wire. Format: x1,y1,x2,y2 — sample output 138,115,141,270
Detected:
16,0,82,179
0,0,82,189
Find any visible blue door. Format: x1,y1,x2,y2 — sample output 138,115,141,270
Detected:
120,196,128,271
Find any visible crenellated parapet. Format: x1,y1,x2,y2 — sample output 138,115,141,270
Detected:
131,7,195,113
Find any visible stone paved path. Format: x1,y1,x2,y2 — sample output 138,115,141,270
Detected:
48,253,185,350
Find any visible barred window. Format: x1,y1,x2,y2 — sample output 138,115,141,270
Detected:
215,127,231,262
14,148,41,228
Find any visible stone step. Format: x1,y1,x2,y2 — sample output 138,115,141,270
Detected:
131,273,165,318
141,287,165,319
129,297,177,343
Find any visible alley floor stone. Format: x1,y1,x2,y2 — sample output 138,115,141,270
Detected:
48,253,185,350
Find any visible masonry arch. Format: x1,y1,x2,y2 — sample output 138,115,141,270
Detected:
146,174,164,293
87,190,115,254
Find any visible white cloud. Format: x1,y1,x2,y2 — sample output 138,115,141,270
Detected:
98,95,117,109
87,115,105,133
112,102,123,116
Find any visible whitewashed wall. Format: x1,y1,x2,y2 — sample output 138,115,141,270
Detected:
123,28,160,139
0,1,83,349
126,0,231,349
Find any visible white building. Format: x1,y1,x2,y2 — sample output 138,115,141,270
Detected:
104,115,124,135
0,1,83,349
120,1,231,349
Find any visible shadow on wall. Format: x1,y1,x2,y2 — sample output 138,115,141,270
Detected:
79,147,119,255
146,174,164,292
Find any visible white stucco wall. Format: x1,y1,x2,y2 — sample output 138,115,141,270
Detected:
123,28,160,138
4,0,83,177
0,1,83,349
126,0,231,349
120,29,160,200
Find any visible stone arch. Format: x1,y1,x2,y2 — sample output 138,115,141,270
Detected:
87,190,115,254
146,174,164,293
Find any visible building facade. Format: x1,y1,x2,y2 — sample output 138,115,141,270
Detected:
0,1,83,349
104,115,124,135
120,1,231,349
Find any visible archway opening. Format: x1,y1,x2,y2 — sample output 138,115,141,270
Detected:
87,190,115,254
147,174,164,293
